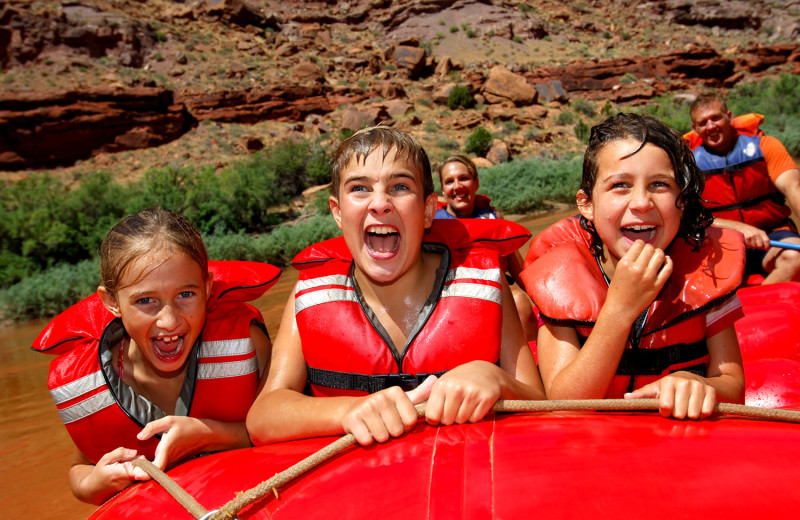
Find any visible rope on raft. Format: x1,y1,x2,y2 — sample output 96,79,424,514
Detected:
130,458,208,519
131,399,800,519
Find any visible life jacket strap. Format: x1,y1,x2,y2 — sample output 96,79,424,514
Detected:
616,340,708,376
307,367,447,393
707,192,785,213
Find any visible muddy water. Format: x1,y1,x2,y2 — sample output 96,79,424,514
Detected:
0,208,574,519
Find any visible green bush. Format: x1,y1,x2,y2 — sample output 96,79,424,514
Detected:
727,73,800,156
465,126,493,157
447,85,475,110
0,259,99,321
574,121,591,143
572,98,596,118
479,156,583,214
556,111,574,125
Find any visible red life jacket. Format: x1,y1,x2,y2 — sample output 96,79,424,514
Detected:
32,261,280,463
522,216,745,397
292,218,530,397
686,114,792,231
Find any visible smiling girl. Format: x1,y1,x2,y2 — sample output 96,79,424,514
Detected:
522,113,746,419
33,207,280,504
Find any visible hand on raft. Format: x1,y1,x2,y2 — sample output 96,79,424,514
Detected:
625,371,717,420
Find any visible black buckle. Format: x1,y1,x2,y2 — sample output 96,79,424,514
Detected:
383,372,428,391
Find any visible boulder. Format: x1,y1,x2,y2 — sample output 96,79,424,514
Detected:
390,45,427,79
486,139,510,164
483,66,538,106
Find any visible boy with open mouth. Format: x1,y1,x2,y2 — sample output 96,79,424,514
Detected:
247,126,545,446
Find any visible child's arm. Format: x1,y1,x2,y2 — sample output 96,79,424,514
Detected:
538,241,673,399
625,325,745,419
246,292,433,447
424,276,547,425
68,447,148,505
137,325,271,470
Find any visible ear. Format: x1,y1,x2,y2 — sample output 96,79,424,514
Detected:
97,286,122,317
424,193,438,228
329,195,343,230
576,190,594,221
205,271,214,303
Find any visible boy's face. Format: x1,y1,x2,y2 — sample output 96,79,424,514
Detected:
577,138,682,277
330,146,437,284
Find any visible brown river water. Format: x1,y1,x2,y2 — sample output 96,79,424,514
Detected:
0,209,573,519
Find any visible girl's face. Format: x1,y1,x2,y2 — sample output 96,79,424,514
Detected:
440,162,478,218
330,146,437,284
100,251,212,375
577,138,683,275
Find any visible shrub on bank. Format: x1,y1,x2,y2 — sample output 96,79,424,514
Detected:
479,156,583,214
0,214,342,322
0,138,332,290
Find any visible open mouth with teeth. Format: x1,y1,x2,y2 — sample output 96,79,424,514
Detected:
621,225,656,243
152,334,185,362
365,225,400,258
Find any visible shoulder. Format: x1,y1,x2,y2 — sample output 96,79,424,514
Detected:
434,208,455,219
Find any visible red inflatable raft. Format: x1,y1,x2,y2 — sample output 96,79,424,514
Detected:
89,283,800,520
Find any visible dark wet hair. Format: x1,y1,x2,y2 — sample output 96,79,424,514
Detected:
437,155,479,184
330,126,433,199
690,93,728,120
100,207,208,295
579,113,712,255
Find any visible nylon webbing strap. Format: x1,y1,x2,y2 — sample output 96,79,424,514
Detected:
616,340,707,375
307,367,447,393
707,192,785,213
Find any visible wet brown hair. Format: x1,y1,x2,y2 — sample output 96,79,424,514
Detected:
99,207,208,294
330,126,433,199
579,113,712,254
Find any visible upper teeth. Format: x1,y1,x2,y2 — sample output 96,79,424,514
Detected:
161,335,180,343
627,225,653,231
369,226,395,235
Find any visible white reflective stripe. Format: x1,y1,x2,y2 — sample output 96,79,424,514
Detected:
295,275,351,294
445,266,502,285
198,358,258,380
200,338,253,358
57,389,115,425
441,282,503,305
295,287,358,314
50,371,106,406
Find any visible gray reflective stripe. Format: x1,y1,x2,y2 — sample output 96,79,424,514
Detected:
441,282,503,305
200,338,253,358
295,275,351,294
57,389,115,425
50,371,106,406
295,287,358,314
198,358,258,380
445,266,503,285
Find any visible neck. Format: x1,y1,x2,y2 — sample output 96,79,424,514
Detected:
447,205,473,219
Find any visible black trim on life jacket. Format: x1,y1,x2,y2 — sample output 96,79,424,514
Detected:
702,156,764,176
615,340,708,376
706,192,785,213
307,366,448,393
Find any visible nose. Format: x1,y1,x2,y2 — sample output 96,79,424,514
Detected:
156,304,180,331
368,190,392,215
629,187,653,211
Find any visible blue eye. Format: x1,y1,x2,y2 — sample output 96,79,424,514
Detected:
393,183,410,191
135,297,154,305
350,185,368,193
179,291,196,299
